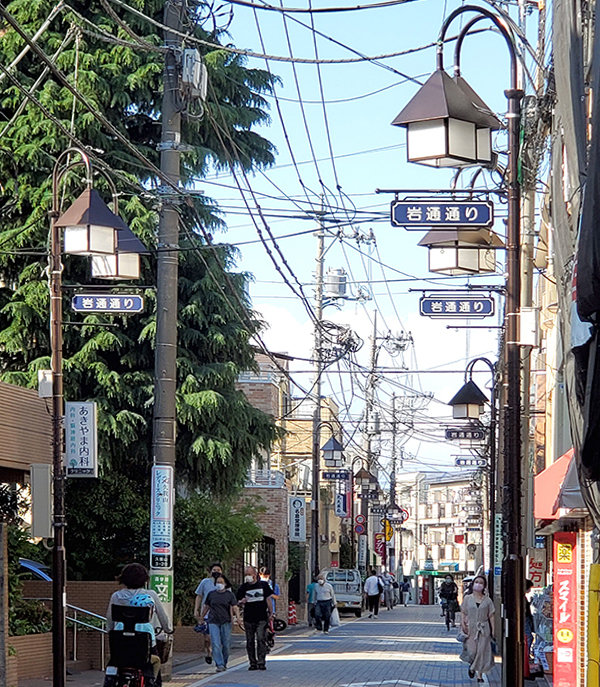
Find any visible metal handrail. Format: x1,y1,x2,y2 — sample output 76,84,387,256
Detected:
24,597,106,666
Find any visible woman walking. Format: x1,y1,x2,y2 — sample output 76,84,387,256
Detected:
201,575,242,672
460,575,495,682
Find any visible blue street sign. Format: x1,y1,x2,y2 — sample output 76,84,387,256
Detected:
391,200,493,228
323,470,350,480
445,428,486,441
71,294,144,313
420,296,494,318
454,457,488,468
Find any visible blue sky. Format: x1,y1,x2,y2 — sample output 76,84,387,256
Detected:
198,0,545,477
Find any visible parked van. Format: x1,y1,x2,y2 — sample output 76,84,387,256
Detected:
321,568,363,617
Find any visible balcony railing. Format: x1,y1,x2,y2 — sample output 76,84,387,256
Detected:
245,469,285,488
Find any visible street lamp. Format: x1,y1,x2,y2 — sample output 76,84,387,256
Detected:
448,379,488,420
392,6,523,683
417,228,504,276
49,147,147,687
321,436,345,468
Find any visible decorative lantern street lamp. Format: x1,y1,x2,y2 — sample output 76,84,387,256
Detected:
354,467,378,491
57,188,124,255
49,147,147,687
391,69,502,168
321,436,345,468
417,228,504,276
448,379,488,420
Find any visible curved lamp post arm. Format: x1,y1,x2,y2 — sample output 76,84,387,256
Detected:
436,4,518,90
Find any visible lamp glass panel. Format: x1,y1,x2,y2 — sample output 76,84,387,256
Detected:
476,127,492,163
478,247,497,273
447,118,477,163
64,225,115,255
428,246,479,275
452,404,481,419
406,120,447,162
91,253,140,280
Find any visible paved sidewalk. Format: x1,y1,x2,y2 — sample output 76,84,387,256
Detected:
19,606,507,687
167,605,503,687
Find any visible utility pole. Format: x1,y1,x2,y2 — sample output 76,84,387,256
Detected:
310,214,325,579
150,0,184,652
389,394,397,574
362,313,378,570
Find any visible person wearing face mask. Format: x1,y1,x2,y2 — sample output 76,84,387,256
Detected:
236,566,273,671
314,574,337,633
201,576,241,673
259,567,280,615
439,574,459,627
459,575,495,683
194,562,224,664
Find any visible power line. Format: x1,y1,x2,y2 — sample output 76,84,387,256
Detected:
228,0,417,13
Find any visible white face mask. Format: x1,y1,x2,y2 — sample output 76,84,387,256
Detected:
473,583,484,593
245,575,254,583
318,579,325,586
216,583,225,591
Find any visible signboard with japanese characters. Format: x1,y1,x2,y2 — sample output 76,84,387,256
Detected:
391,200,493,228
374,532,386,557
71,294,144,313
150,465,174,570
445,428,486,441
65,402,98,477
334,492,348,518
420,296,495,319
323,470,350,480
527,548,547,587
358,534,367,568
357,491,378,499
454,457,488,468
149,574,172,606
553,531,577,686
289,497,306,542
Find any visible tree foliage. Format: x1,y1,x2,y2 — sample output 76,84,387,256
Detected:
0,0,280,577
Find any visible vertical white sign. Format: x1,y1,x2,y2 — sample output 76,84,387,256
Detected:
334,492,348,518
494,513,503,577
150,466,174,612
289,497,306,542
358,534,367,568
65,402,98,477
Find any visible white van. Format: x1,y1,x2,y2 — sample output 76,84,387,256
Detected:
321,568,363,617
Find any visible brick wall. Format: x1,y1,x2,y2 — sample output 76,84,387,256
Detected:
241,486,289,617
10,633,53,680
22,579,118,617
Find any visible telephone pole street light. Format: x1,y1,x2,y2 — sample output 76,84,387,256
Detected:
49,147,147,687
391,6,524,684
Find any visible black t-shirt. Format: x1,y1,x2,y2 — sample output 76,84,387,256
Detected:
236,581,273,623
205,589,237,626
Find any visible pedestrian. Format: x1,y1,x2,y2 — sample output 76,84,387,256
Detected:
236,565,273,671
259,567,281,615
363,569,382,618
194,562,223,664
306,576,318,626
439,574,459,627
380,569,394,610
524,579,535,672
201,575,242,673
314,573,337,633
459,575,495,683
401,578,411,607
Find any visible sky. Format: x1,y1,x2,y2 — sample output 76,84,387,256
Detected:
195,0,547,479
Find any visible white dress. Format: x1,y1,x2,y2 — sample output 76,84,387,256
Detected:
459,594,495,675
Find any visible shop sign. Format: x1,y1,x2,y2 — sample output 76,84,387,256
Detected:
358,534,367,567
527,548,546,587
553,532,577,686
289,497,306,542
65,401,98,477
374,532,386,556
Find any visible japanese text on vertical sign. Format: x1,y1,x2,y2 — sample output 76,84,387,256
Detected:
553,532,577,686
65,402,98,478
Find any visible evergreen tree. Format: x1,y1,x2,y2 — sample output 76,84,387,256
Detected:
0,0,280,578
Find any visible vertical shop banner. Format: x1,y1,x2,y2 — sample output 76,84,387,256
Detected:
289,497,306,542
65,402,98,477
527,548,547,587
553,532,577,687
358,534,367,568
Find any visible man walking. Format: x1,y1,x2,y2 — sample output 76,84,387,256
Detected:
363,569,382,618
314,574,337,634
236,566,273,671
401,578,411,607
306,576,318,626
194,562,224,664
380,569,394,610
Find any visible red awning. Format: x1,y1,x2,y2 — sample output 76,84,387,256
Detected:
533,448,574,520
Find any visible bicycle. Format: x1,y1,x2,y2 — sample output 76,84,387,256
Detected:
442,599,458,631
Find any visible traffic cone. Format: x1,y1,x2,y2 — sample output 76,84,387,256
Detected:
288,601,297,625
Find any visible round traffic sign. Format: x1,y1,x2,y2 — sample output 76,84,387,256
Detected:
354,524,365,534
400,508,410,523
355,514,366,525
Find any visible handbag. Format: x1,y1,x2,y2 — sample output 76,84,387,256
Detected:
489,617,498,655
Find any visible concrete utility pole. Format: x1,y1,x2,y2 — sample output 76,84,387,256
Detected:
150,0,184,645
389,394,397,574
310,215,325,578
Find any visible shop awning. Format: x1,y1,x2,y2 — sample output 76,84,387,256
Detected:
556,452,587,510
534,448,578,520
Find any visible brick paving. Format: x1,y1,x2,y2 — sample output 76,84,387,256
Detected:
175,605,502,687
